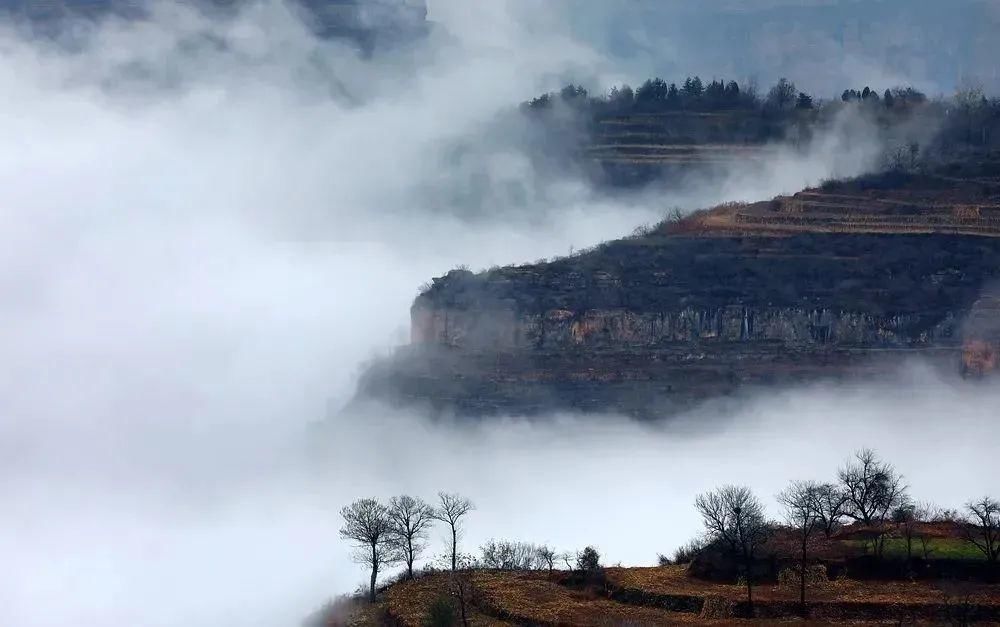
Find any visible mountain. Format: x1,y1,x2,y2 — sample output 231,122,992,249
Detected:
358,161,1000,418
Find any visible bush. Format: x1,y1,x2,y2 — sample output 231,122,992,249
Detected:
777,564,829,588
700,595,734,619
480,539,540,571
671,538,707,565
422,596,457,627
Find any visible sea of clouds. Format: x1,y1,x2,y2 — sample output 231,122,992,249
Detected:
0,2,996,626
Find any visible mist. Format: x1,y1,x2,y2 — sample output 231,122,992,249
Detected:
0,2,996,626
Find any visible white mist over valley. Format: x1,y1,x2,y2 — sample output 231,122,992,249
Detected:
1,2,998,626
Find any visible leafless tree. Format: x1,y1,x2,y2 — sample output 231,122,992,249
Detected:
388,495,435,580
963,496,1000,562
837,449,908,555
480,539,539,571
811,483,848,537
911,502,940,560
450,571,473,627
431,492,475,571
536,545,557,576
778,480,822,613
892,501,926,564
695,485,770,615
339,498,396,603
560,551,575,571
766,77,797,111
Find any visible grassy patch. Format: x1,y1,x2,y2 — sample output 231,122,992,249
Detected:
846,538,985,561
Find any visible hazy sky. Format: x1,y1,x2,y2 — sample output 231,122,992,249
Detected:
0,2,997,626
558,0,1000,96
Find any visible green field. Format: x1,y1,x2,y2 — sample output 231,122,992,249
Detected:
850,537,985,561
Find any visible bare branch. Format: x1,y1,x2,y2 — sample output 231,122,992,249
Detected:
964,496,1000,562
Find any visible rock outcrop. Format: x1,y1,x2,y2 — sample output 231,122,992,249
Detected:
360,167,1000,418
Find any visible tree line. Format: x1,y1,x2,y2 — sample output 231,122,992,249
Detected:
524,76,819,116
523,75,1000,128
340,448,999,615
339,492,473,603
693,448,1000,616
339,490,604,606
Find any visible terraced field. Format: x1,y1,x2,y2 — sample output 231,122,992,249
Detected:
360,565,1000,626
673,171,1000,238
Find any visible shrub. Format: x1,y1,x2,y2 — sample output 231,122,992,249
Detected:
777,564,829,588
671,538,707,565
480,539,540,571
422,596,457,627
700,595,734,619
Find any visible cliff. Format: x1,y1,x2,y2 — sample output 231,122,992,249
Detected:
359,165,1000,418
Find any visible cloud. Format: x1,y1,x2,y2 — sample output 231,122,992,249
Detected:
0,2,993,626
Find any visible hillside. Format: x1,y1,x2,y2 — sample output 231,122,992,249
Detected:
327,563,1000,626
357,162,1000,418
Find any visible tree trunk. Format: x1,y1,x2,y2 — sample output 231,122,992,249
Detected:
407,536,415,579
370,544,378,604
451,525,458,571
800,537,807,613
459,588,469,627
745,559,753,616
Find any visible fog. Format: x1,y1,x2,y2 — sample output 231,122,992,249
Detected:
0,2,996,626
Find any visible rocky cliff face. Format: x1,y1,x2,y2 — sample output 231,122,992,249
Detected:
360,170,1000,418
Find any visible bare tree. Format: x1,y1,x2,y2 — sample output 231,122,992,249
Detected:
388,495,435,580
766,77,797,111
811,483,848,538
695,485,770,615
536,545,557,576
892,502,922,564
778,481,822,613
340,498,396,603
480,539,539,571
560,551,575,570
963,496,1000,562
837,449,908,555
431,492,475,571
450,570,473,627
